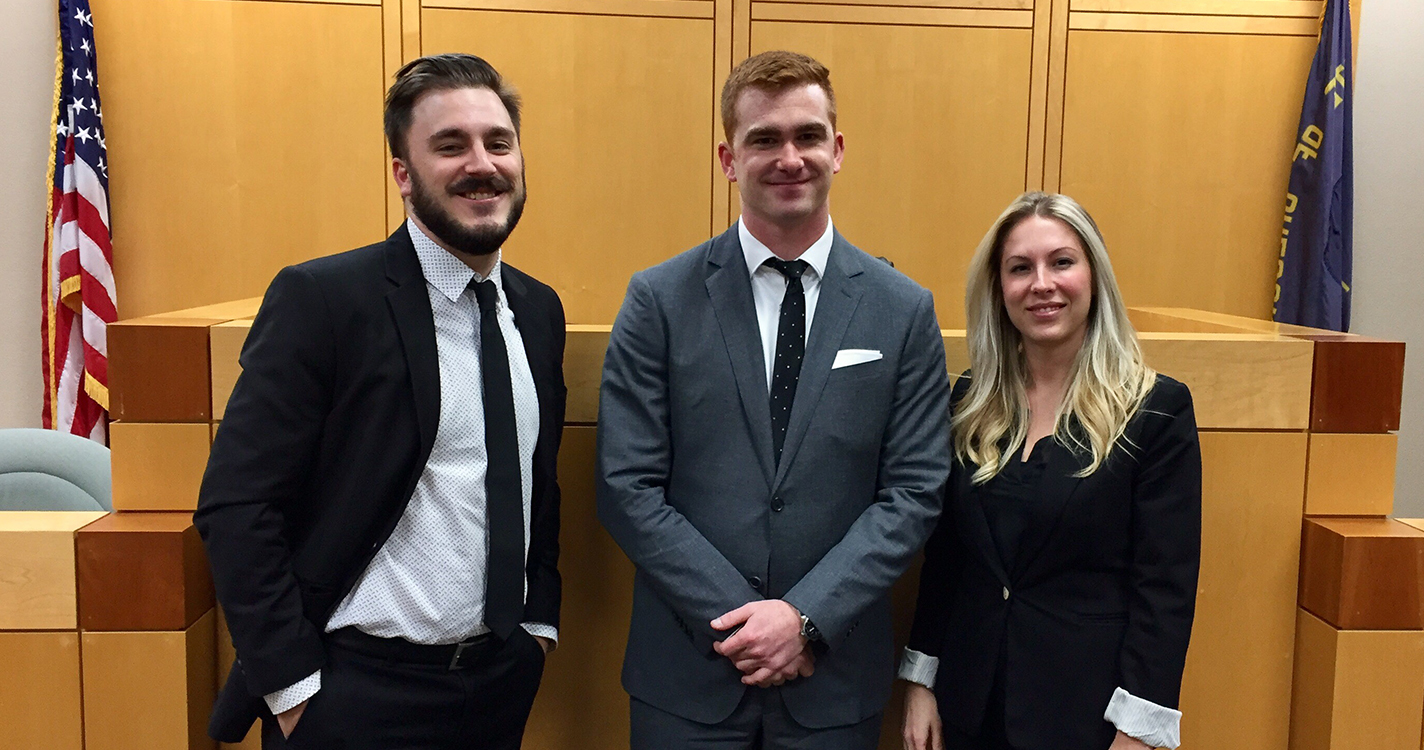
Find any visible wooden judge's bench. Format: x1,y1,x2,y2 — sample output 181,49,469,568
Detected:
1,301,1416,750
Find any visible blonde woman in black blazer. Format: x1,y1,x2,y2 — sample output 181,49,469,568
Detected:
900,192,1201,750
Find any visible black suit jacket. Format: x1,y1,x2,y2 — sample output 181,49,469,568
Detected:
908,373,1200,750
194,225,567,742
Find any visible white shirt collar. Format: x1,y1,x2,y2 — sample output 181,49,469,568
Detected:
738,217,834,281
407,218,503,304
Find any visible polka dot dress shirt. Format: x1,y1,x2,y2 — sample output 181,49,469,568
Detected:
263,219,552,715
738,217,834,389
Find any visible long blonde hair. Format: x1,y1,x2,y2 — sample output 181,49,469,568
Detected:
955,192,1155,484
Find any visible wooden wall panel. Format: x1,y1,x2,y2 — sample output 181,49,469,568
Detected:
750,20,1034,328
1305,432,1397,516
1180,430,1307,750
0,511,106,630
1299,517,1424,630
83,610,218,750
109,421,211,511
525,426,633,750
422,8,717,325
1058,29,1317,320
93,0,388,319
77,512,214,632
0,632,85,750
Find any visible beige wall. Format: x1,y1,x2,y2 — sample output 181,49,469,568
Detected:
1353,0,1424,517
0,0,55,429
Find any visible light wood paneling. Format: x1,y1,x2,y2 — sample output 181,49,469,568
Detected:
750,21,1033,328
1071,0,1321,15
1180,430,1307,750
1138,333,1314,430
525,427,633,749
761,0,1031,8
565,325,611,424
1305,433,1397,516
93,0,388,319
1299,517,1424,630
422,9,716,325
1070,11,1318,34
209,319,252,421
432,0,714,17
752,4,1032,26
1289,610,1424,750
83,610,218,750
0,631,84,750
0,512,107,630
110,421,212,511
1058,30,1317,320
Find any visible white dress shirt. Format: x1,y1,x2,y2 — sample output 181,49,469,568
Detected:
739,217,834,388
264,219,553,715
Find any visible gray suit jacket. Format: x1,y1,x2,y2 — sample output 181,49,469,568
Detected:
597,225,950,729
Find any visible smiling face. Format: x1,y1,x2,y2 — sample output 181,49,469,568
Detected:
718,83,844,236
393,86,526,259
999,215,1094,353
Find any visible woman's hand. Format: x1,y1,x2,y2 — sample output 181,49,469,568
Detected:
901,683,942,750
1108,730,1153,750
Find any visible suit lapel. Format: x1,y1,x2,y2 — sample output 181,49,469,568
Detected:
959,469,1011,587
772,232,862,489
500,266,551,389
704,228,775,489
1011,443,1086,581
383,224,441,459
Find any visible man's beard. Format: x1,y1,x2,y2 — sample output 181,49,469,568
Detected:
409,167,527,258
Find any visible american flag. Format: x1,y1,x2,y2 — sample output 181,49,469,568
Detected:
42,0,115,442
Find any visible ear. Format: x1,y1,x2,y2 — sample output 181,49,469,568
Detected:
717,142,737,183
392,157,414,199
831,132,845,175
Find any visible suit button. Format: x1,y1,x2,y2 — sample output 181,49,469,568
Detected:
1002,587,1010,600
771,496,784,512
748,576,763,591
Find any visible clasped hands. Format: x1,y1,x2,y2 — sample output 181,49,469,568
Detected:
711,600,815,687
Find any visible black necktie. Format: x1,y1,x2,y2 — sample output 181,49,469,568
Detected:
470,279,523,639
765,258,808,464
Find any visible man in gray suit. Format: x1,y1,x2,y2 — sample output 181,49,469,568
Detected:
597,50,951,748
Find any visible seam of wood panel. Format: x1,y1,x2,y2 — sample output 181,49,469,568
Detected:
1042,0,1069,191
1024,0,1052,190
713,0,733,236
383,0,404,233
750,4,1032,26
730,0,751,228
1069,11,1319,34
403,0,422,61
1070,0,1320,16
757,0,1029,8
427,0,715,15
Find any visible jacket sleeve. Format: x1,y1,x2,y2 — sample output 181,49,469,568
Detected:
523,288,566,630
905,373,970,659
782,290,952,649
193,265,334,698
1118,379,1203,709
596,273,762,637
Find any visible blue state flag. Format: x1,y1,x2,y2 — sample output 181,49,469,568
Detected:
1274,0,1353,331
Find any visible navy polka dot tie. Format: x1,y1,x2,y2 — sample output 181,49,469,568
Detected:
765,258,808,465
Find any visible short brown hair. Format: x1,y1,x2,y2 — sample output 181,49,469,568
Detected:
384,53,522,161
720,50,836,142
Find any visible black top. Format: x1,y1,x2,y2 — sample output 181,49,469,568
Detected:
981,437,1052,572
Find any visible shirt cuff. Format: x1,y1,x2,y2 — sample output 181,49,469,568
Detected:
264,670,321,715
897,647,939,690
521,622,558,651
1104,687,1182,749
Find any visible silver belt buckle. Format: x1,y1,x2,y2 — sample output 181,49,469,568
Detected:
448,640,474,670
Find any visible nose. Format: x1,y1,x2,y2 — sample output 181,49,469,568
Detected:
1029,264,1054,293
464,145,497,176
774,141,805,172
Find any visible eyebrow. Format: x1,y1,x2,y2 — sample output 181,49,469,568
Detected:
742,122,830,143
428,125,516,143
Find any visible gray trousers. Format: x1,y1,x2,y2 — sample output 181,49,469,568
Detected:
630,689,881,750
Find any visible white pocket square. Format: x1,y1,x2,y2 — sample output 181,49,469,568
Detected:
832,349,882,369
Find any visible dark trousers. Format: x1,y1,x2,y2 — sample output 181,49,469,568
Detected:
262,629,546,750
630,689,881,750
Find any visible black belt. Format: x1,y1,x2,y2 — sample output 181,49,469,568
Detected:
327,627,501,670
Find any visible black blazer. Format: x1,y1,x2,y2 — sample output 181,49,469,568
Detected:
194,225,567,742
908,373,1201,750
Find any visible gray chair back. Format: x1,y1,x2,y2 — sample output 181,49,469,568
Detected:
0,428,112,512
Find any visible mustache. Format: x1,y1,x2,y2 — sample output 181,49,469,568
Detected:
448,175,515,195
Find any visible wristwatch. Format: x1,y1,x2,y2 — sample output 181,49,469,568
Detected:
799,612,822,642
